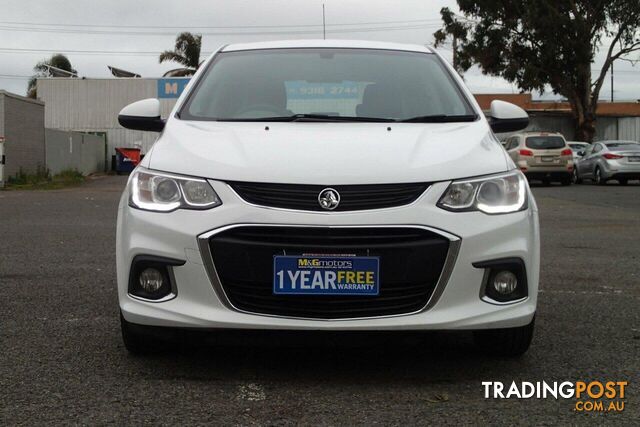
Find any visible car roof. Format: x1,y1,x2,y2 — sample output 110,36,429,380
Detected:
221,39,434,54
567,141,589,145
517,132,564,137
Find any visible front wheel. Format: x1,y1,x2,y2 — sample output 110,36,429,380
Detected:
473,317,535,357
571,168,582,184
595,167,606,185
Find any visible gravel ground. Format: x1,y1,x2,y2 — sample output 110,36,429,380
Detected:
1,176,638,425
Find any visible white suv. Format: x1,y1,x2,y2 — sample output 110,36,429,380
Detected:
116,40,539,356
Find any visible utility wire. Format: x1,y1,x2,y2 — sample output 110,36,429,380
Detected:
0,74,31,79
0,47,183,56
0,18,441,30
0,23,438,36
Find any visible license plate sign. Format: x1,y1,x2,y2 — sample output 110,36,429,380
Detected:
541,156,555,162
273,256,379,295
628,156,640,162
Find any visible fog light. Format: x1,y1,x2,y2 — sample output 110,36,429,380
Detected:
128,255,185,302
492,270,518,295
138,268,164,293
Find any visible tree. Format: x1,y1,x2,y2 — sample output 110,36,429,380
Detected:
27,54,77,98
159,32,202,77
434,1,640,142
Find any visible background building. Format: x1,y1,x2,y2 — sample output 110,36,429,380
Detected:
0,90,106,187
37,77,190,155
475,93,640,141
0,91,45,186
38,78,640,151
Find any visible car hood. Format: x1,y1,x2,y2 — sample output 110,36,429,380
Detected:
147,119,509,185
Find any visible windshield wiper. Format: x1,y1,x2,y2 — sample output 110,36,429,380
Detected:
216,114,395,122
399,114,478,123
214,113,477,123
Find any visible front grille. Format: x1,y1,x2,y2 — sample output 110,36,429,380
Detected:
229,182,429,211
208,226,450,319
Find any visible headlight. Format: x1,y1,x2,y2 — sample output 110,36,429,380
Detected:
129,168,222,212
437,170,527,214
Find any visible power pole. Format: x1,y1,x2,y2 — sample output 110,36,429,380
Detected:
610,61,614,102
322,4,326,40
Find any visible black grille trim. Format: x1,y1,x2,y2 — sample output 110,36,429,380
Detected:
229,182,430,211
208,226,450,319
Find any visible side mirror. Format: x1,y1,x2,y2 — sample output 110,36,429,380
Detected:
488,100,529,133
118,98,165,132
578,150,585,157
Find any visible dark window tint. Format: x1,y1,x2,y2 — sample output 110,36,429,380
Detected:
525,136,565,149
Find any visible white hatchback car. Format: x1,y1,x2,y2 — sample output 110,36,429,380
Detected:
116,40,539,356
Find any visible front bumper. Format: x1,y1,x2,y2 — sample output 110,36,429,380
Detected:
117,179,540,331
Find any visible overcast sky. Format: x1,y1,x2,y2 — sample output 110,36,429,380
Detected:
1,0,638,100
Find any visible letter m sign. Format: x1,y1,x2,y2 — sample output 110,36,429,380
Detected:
157,78,190,99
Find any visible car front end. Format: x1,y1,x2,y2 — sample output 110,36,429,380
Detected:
117,167,539,331
116,40,540,356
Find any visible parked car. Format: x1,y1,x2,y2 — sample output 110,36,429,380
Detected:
573,140,640,185
116,40,539,357
504,131,573,185
567,141,590,163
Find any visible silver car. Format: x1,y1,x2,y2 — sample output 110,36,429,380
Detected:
573,140,640,185
567,141,590,163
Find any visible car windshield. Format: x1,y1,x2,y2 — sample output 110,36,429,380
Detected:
180,48,476,122
606,142,640,151
525,136,565,149
569,144,586,151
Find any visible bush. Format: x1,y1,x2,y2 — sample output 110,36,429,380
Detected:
6,166,84,189
53,168,84,184
8,165,50,185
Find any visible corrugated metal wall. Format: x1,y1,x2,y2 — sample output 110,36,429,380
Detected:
0,91,46,180
45,129,106,175
37,78,181,155
524,114,576,139
617,117,640,141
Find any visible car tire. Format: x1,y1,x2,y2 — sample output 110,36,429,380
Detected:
594,167,606,185
473,316,535,357
120,312,165,355
619,179,628,186
571,168,582,184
